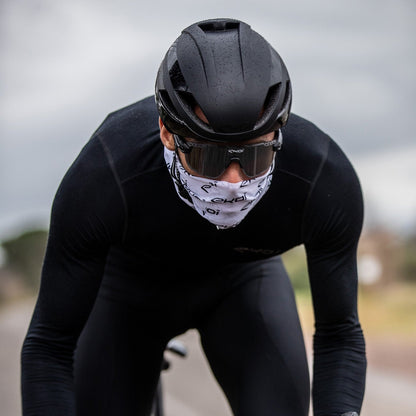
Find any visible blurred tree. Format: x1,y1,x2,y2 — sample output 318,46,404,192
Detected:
1,229,48,292
400,233,416,283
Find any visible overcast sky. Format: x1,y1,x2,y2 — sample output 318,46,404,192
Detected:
1,0,415,239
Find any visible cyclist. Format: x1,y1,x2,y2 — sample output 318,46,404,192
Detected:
21,18,365,416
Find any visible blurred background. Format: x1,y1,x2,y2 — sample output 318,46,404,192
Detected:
0,0,415,415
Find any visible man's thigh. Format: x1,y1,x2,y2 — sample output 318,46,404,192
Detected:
74,296,167,416
198,257,310,416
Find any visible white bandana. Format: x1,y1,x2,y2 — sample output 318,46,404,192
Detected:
164,148,274,229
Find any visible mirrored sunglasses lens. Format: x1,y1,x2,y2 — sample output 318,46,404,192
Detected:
185,145,227,178
183,141,275,179
241,145,275,177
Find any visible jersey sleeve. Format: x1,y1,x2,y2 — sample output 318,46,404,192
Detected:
21,136,127,415
302,139,366,416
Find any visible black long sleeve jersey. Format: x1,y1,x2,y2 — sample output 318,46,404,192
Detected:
22,96,366,415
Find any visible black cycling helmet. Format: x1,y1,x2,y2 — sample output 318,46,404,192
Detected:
155,18,292,143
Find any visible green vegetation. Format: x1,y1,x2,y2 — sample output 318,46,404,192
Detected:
358,283,416,340
282,246,310,294
0,229,48,304
400,234,416,283
292,282,416,341
282,239,416,341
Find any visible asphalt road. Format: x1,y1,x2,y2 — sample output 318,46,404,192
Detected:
1,299,415,416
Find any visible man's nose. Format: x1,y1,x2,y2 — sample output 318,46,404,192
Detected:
217,161,249,183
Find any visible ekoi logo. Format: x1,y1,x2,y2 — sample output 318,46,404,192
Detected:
202,207,220,216
211,194,247,204
201,182,217,193
234,247,282,256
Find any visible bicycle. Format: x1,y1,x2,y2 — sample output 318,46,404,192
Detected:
150,339,188,416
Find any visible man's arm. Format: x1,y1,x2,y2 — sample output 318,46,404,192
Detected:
303,139,366,416
21,137,126,415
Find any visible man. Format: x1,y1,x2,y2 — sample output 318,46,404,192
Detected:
21,18,366,416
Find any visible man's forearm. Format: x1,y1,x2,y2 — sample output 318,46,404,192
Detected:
21,332,76,415
312,323,366,416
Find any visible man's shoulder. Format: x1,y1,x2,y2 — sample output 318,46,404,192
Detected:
89,95,164,181
95,95,159,139
277,113,333,183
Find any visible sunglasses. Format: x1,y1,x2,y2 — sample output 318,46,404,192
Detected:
173,131,281,179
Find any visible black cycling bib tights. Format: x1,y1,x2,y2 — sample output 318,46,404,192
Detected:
21,96,366,416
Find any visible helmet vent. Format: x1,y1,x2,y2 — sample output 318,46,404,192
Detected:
261,83,281,121
282,80,291,109
177,90,198,113
169,61,187,91
159,90,178,118
198,21,239,33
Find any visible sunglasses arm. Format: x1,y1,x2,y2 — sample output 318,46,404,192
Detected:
173,135,192,153
274,130,283,151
